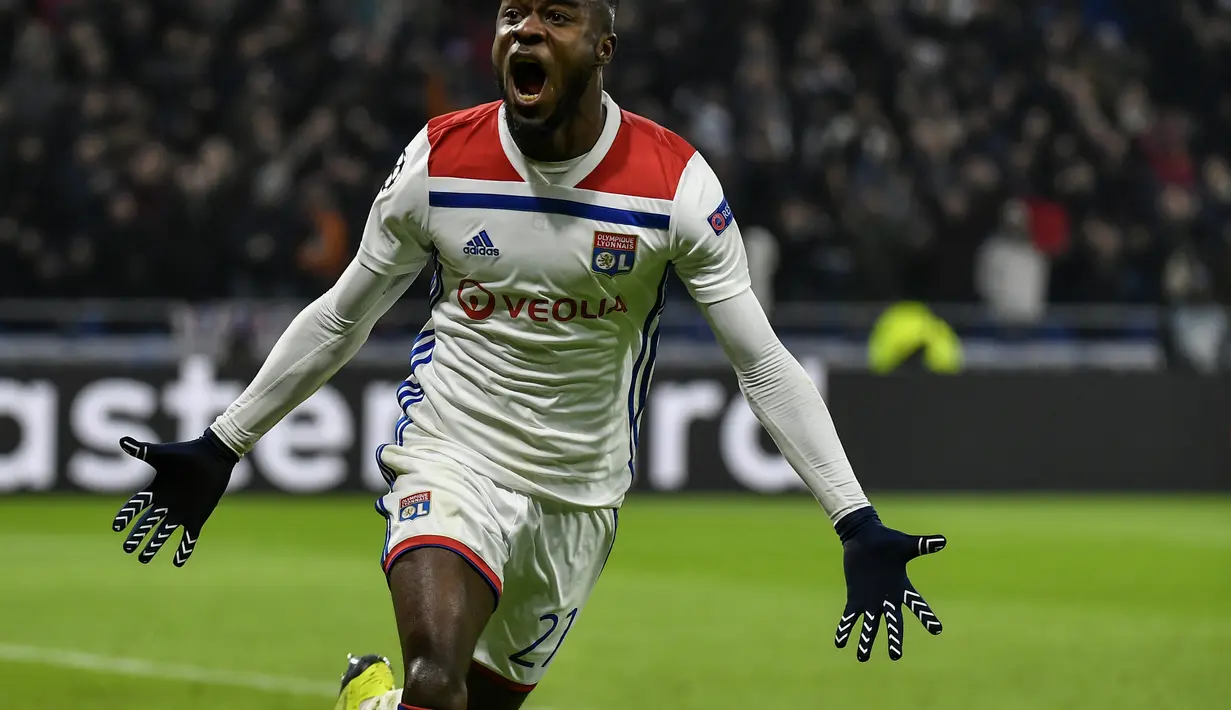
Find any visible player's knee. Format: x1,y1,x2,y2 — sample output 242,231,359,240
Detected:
401,654,467,710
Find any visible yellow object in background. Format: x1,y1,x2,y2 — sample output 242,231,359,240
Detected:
868,302,963,374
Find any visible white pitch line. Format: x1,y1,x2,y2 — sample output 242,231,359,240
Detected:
0,643,573,709
0,643,336,697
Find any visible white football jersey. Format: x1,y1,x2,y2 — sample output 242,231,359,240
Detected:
360,94,751,508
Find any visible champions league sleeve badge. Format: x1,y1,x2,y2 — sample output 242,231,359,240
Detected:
591,232,638,278
381,150,407,194
708,198,734,236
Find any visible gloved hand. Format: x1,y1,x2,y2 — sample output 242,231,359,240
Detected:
110,428,239,566
832,506,946,661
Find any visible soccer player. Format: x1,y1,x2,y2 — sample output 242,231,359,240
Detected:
109,1,948,708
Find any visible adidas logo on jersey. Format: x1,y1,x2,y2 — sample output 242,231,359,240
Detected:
462,231,500,257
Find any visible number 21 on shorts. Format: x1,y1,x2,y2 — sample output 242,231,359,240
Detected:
508,608,579,669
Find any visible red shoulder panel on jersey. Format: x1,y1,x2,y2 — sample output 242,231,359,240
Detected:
575,110,697,201
427,102,523,182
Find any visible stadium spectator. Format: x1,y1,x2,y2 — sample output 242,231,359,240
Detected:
1,0,1228,308
975,199,1049,325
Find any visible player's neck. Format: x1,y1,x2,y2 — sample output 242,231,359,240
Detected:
509,85,606,163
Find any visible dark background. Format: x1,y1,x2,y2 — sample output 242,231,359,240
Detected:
3,0,1231,307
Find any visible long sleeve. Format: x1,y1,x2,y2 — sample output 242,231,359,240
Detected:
210,258,421,454
210,129,436,454
701,289,870,523
668,149,869,523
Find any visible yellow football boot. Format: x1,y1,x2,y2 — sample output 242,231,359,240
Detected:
332,654,396,710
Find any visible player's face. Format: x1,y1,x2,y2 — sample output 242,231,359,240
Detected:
493,0,613,129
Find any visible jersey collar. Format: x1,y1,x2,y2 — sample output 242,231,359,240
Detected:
497,92,623,188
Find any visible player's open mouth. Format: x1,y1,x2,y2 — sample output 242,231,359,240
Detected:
509,58,549,106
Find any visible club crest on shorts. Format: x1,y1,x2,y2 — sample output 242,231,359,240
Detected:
591,232,637,278
398,491,431,521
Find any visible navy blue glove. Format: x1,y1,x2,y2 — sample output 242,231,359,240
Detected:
110,429,239,566
833,507,946,662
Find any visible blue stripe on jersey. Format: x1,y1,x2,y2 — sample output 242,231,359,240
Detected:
385,252,440,470
633,290,667,433
480,230,494,248
427,256,443,306
410,352,433,379
408,331,436,366
375,443,397,487
395,415,411,446
375,496,393,563
397,255,445,419
403,331,435,404
429,192,672,230
626,266,671,478
597,508,619,576
397,384,424,409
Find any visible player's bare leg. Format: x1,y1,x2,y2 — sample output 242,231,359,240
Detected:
386,547,501,710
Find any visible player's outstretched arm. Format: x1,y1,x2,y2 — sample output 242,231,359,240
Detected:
670,150,946,661
111,259,419,566
208,258,418,454
210,127,436,458
700,291,947,662
111,134,435,566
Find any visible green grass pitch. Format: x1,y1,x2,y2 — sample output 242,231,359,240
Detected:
1,494,1229,709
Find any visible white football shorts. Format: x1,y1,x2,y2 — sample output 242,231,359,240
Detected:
374,442,619,691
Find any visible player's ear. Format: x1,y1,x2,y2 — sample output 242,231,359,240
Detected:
596,32,617,67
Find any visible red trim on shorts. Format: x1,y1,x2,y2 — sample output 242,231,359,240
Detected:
383,535,503,599
470,659,537,693
399,705,430,710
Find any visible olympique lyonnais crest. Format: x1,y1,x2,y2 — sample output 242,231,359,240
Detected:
398,491,431,521
591,232,638,277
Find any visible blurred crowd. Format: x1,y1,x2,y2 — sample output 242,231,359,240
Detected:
1,0,1230,313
